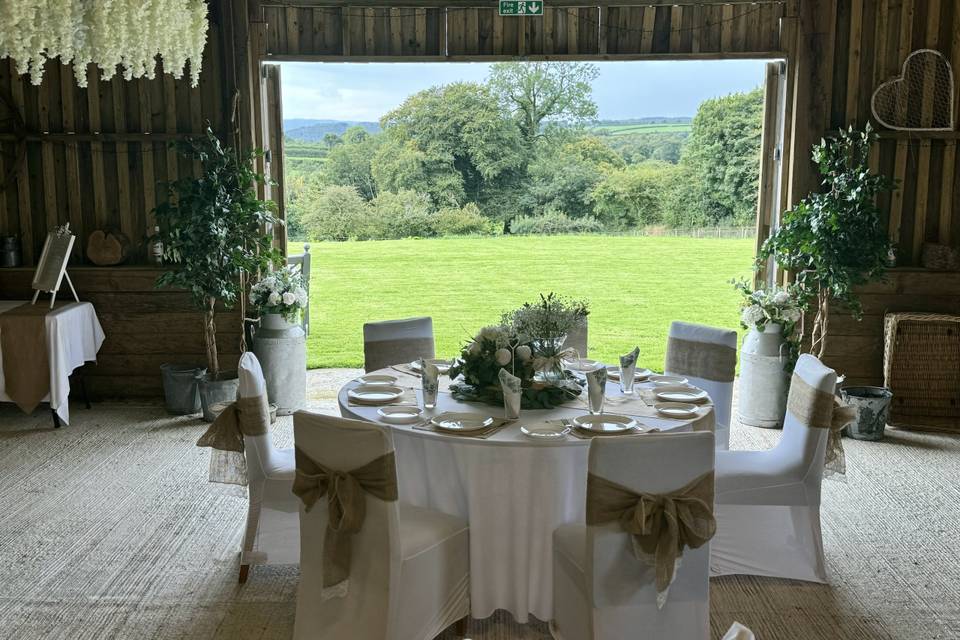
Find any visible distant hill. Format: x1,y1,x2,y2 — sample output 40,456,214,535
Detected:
284,119,380,142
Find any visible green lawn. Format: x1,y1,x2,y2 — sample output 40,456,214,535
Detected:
592,123,692,135
289,235,754,371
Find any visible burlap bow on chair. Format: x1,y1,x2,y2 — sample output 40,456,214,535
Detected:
587,471,716,608
786,373,857,477
292,448,398,599
196,395,271,485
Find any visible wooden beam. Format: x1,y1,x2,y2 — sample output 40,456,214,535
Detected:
262,0,786,6
264,50,786,62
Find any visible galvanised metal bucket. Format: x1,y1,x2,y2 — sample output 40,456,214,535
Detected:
841,386,893,441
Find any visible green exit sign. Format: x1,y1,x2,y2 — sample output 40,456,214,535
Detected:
499,0,544,16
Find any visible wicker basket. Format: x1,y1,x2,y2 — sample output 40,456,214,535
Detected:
883,313,960,432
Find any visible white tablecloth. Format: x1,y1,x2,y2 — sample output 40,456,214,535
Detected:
338,370,712,622
0,301,106,425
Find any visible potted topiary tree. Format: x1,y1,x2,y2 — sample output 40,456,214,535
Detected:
758,123,896,440
154,127,281,420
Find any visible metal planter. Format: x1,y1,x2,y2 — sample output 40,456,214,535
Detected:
841,386,893,441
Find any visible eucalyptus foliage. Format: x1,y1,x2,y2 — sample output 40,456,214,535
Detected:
154,128,281,378
501,292,589,341
758,124,894,358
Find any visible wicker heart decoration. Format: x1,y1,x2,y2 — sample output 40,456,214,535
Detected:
871,49,955,131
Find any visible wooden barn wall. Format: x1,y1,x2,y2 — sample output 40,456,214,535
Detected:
0,1,249,400
0,41,229,268
791,0,960,385
260,2,787,58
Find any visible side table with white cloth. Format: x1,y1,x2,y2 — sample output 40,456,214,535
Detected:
0,301,106,427
338,367,715,623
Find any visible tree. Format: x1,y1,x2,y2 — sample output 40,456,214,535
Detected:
676,88,763,225
300,184,372,241
488,62,600,143
322,132,341,148
378,82,525,223
590,161,679,228
154,129,280,378
758,125,894,358
320,125,380,200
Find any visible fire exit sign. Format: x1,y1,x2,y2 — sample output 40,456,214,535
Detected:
499,0,544,16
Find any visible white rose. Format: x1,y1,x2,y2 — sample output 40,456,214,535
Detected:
249,291,257,304
495,348,512,366
295,289,308,305
282,292,296,305
741,305,764,326
785,308,802,323
773,291,791,306
267,292,281,305
515,345,532,361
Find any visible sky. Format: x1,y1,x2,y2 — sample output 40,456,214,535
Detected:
276,59,770,122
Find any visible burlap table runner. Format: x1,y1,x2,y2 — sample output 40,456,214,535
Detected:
292,448,398,599
587,470,716,607
0,302,65,413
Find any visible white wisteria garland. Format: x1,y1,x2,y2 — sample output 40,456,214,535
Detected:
0,0,208,88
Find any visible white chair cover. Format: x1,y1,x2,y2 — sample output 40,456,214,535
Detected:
722,622,756,640
238,353,300,570
710,353,834,583
665,321,738,450
551,432,715,640
293,411,469,640
362,317,435,372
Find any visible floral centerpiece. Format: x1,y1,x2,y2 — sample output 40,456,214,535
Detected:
731,278,803,365
448,324,581,410
501,293,589,383
250,266,308,324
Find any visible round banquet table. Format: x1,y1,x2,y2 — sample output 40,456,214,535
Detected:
338,367,714,623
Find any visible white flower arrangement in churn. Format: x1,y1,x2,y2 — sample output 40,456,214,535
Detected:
250,266,308,323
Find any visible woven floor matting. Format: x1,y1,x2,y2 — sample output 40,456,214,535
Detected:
1,400,958,639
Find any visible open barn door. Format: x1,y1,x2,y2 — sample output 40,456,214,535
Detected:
754,60,788,287
261,64,286,256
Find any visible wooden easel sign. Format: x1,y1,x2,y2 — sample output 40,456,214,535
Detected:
31,223,79,309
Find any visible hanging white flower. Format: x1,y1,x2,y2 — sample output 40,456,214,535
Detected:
0,0,209,88
515,345,532,361
281,292,296,306
267,291,281,306
784,308,802,323
495,348,512,366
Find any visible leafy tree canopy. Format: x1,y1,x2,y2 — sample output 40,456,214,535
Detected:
488,62,600,142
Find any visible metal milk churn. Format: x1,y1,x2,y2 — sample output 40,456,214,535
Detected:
737,323,790,429
253,314,306,415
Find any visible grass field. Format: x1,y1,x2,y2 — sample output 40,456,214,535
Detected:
290,235,754,370
592,122,692,135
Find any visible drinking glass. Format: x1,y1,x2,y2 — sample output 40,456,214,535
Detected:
585,365,607,415
619,347,640,395
421,360,439,410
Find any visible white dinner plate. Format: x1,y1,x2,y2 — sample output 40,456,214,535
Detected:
649,374,689,386
410,358,452,374
572,414,637,434
606,366,652,381
563,358,601,372
655,402,700,419
521,424,570,440
357,373,398,386
431,412,494,432
377,406,423,424
655,385,709,403
348,384,404,405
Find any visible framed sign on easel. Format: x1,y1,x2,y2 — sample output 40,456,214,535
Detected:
31,223,79,309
